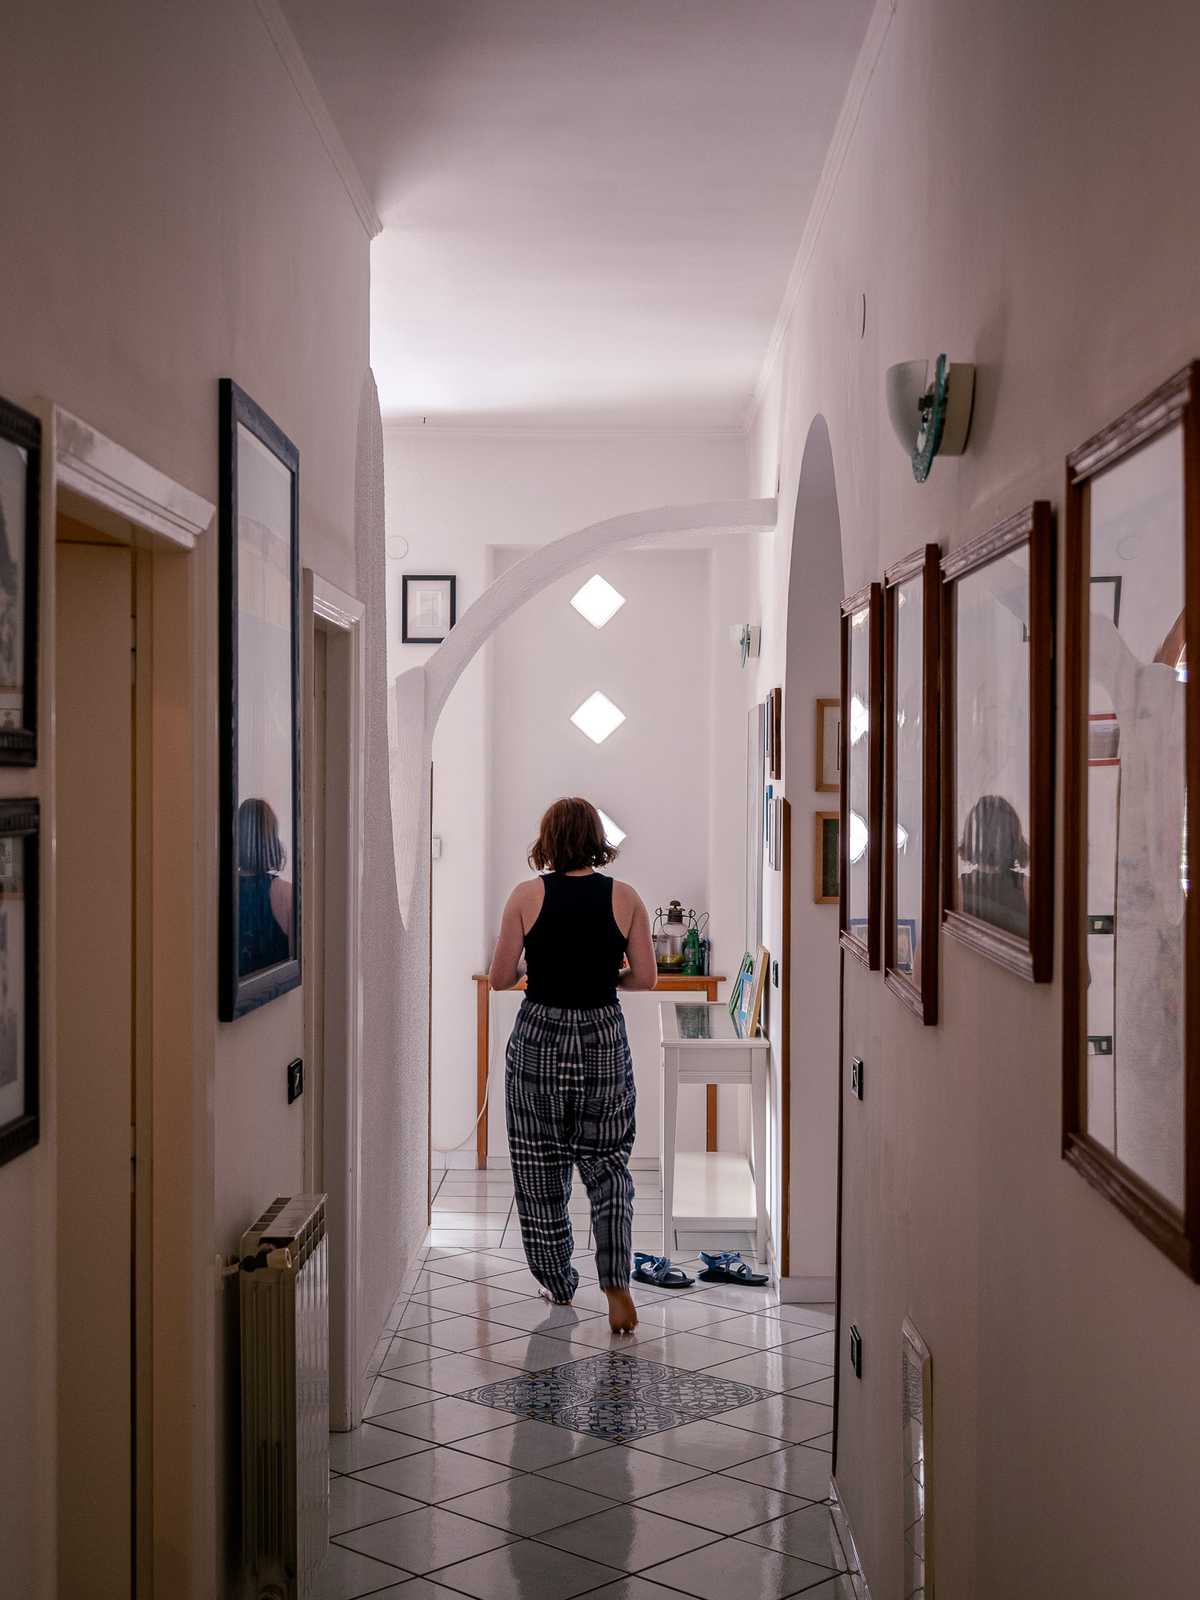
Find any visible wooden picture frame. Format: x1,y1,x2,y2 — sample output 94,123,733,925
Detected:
940,504,1054,983
0,398,40,765
218,380,302,1021
744,945,770,1034
0,800,39,1168
815,697,839,791
814,811,839,904
901,1318,934,1600
402,574,457,644
884,545,940,1024
766,686,783,781
1063,362,1200,1279
840,583,882,968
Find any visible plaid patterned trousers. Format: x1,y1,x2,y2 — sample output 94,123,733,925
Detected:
505,1000,636,1299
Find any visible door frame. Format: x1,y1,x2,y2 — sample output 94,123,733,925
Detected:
302,571,366,1431
44,404,216,1598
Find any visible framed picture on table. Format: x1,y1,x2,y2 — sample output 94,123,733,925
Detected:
1062,362,1200,1280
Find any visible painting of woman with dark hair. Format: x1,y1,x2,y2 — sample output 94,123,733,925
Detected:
958,793,1030,939
237,796,294,975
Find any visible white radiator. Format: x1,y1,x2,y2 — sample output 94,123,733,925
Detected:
240,1194,330,1600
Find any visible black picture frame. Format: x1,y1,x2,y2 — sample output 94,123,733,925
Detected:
0,800,40,1168
840,582,883,968
402,574,457,644
218,380,302,1021
0,397,41,765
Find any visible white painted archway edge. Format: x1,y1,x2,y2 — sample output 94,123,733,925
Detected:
388,496,778,923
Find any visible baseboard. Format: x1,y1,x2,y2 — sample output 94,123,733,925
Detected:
830,1480,873,1598
778,1274,836,1303
431,1150,479,1170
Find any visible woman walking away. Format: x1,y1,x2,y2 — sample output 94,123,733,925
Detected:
489,796,657,1334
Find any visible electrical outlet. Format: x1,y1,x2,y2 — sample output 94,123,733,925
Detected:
287,1058,303,1104
850,1056,864,1099
849,1324,863,1378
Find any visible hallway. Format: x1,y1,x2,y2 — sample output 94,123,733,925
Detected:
321,1168,846,1600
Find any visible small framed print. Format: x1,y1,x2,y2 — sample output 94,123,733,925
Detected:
814,811,839,904
402,574,457,644
1063,362,1200,1279
884,545,940,1024
0,398,41,764
840,583,883,967
815,698,839,791
765,687,783,781
767,795,784,871
901,1318,934,1599
0,801,39,1169
940,504,1054,983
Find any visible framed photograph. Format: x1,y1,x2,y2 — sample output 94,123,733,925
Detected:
0,801,39,1168
734,945,769,1036
727,950,754,1023
767,795,784,871
765,686,783,781
884,545,940,1024
901,1318,934,1600
402,574,457,644
0,398,40,764
745,705,765,953
1063,362,1200,1279
840,583,882,967
815,698,839,792
219,380,302,1021
814,811,839,904
940,504,1054,983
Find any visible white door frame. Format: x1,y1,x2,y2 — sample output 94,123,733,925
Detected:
44,404,217,1599
304,571,366,1430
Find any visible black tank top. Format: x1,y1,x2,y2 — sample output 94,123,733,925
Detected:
524,873,627,1009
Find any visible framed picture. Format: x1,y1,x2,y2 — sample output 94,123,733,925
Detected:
814,811,839,904
765,686,783,781
940,503,1054,983
901,1318,934,1600
745,706,765,953
727,950,754,1023
0,801,39,1168
1063,362,1200,1279
767,795,784,871
734,945,769,1036
402,574,457,643
219,380,302,1021
815,698,839,792
0,398,40,764
840,583,882,967
884,545,940,1024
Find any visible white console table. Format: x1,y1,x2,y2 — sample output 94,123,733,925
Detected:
658,1000,771,1262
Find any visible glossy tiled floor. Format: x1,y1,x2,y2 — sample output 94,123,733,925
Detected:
321,1167,858,1600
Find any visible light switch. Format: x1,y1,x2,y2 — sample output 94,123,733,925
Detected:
850,1057,864,1099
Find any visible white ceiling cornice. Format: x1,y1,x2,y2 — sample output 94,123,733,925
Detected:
744,0,897,432
253,0,382,240
381,419,749,441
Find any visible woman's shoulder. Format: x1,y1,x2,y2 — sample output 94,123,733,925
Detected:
609,878,642,906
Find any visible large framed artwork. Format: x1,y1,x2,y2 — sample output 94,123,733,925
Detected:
940,504,1054,983
1063,363,1200,1278
840,583,882,967
0,398,40,764
884,546,940,1023
219,380,301,1021
0,801,39,1168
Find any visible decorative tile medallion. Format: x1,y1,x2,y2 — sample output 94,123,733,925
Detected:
458,1353,770,1442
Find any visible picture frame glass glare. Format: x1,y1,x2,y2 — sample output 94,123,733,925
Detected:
893,572,925,983
951,546,1032,942
846,606,872,924
1084,424,1186,1208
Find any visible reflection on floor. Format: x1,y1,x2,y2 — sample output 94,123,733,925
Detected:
321,1167,858,1600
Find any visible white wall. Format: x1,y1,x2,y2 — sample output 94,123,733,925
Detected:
384,429,749,1166
748,0,1200,1593
0,5,423,1592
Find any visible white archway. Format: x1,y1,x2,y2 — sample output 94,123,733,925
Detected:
388,496,778,922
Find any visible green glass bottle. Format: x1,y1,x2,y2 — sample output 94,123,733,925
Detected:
681,924,701,976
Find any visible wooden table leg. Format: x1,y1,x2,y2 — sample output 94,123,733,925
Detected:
704,978,718,1151
475,976,489,1170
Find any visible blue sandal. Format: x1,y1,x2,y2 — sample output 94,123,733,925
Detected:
633,1252,695,1290
698,1250,769,1286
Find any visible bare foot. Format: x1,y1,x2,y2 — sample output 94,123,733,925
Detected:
605,1286,638,1334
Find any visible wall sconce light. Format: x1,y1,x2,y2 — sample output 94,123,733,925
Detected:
886,355,975,483
729,623,761,667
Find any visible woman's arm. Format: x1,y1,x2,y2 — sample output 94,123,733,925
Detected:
489,884,532,990
617,890,658,992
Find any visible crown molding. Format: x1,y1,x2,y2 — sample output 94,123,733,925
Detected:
252,0,382,241
744,0,897,431
380,419,749,441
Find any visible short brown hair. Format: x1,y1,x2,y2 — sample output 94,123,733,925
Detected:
528,797,618,874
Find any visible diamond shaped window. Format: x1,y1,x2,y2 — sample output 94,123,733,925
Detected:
597,808,626,847
570,691,626,745
570,574,626,629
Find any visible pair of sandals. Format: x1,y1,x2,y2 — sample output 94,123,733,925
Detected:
633,1249,769,1290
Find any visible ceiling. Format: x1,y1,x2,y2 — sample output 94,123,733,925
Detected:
283,0,873,429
